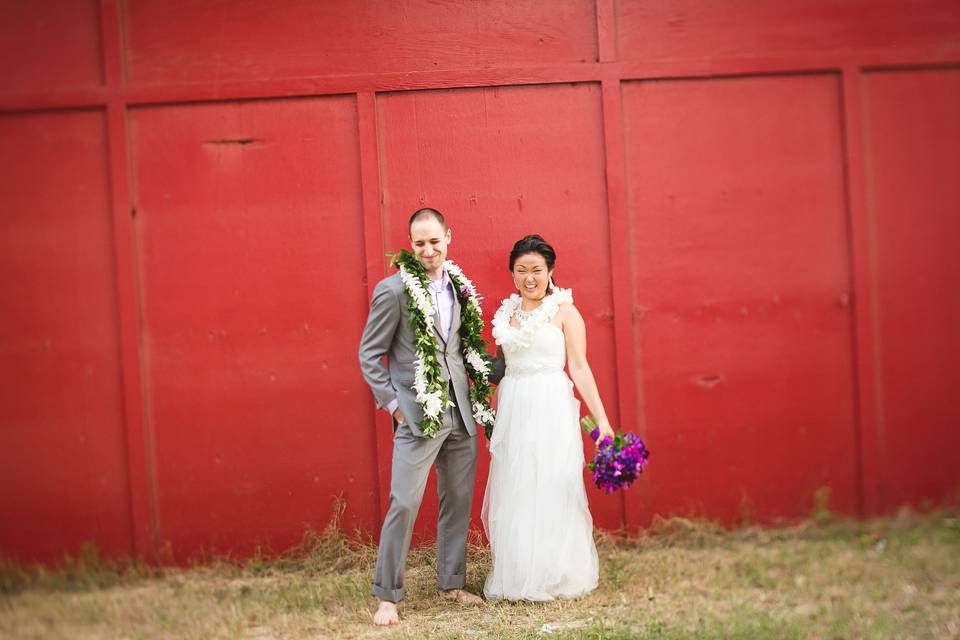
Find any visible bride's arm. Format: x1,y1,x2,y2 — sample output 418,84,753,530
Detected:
561,303,616,443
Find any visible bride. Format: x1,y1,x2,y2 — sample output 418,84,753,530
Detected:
482,234,617,601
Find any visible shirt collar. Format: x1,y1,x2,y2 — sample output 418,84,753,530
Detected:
428,268,452,292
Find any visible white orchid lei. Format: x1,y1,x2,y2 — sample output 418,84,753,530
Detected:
392,250,496,438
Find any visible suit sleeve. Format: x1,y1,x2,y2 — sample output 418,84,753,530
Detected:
488,345,506,385
358,279,402,410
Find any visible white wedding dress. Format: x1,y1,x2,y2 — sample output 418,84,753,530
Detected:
482,288,599,601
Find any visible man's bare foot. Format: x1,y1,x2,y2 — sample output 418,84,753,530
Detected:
438,588,483,605
373,600,399,626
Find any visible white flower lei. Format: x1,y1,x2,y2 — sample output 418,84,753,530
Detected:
394,251,496,437
492,288,574,353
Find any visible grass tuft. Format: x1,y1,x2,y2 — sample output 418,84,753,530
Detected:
0,543,160,595
244,495,380,578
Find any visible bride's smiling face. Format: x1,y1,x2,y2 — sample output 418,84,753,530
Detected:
512,253,552,303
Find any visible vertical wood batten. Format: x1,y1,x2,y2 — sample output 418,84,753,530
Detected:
598,0,632,528
596,0,617,63
357,91,391,525
841,66,883,516
99,0,156,558
601,78,640,530
601,82,638,425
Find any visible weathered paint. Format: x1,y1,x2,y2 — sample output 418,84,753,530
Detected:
622,75,859,526
128,97,378,562
0,110,132,560
861,69,960,511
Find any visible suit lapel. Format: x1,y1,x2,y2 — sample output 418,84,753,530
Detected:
450,290,462,340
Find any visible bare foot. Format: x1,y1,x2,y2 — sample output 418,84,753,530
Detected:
438,588,484,605
373,600,399,626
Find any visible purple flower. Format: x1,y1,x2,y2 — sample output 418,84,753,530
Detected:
580,415,651,494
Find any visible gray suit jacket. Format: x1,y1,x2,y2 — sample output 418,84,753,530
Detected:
360,272,503,437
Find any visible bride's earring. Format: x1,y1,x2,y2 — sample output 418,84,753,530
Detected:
548,276,556,292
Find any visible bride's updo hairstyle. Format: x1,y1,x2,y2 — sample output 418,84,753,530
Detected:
509,234,558,289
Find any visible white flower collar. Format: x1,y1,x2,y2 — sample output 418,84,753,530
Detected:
492,287,573,353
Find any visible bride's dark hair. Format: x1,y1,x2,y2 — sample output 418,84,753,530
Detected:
509,235,558,287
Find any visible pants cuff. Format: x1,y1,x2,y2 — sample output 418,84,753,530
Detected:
372,584,404,603
438,574,466,590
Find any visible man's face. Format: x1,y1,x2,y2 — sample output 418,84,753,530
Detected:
409,217,451,275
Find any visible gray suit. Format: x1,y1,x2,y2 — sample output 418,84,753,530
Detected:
359,271,482,602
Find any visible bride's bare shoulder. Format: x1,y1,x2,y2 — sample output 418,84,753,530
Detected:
554,299,582,330
556,299,576,312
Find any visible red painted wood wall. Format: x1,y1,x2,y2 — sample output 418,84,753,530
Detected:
1,0,958,564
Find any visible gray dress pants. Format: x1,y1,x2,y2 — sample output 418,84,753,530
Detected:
372,401,478,602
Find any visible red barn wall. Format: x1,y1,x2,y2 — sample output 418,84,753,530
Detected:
0,0,957,563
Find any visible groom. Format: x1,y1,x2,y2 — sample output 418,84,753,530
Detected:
358,208,497,626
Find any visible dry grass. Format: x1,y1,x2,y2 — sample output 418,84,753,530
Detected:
1,508,959,640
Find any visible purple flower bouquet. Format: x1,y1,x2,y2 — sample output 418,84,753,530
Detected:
580,415,651,494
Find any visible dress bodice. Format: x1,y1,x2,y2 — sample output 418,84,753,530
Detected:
491,289,573,377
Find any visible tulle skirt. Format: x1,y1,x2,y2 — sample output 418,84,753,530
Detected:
481,371,599,601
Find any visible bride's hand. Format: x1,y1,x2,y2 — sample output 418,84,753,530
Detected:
595,419,616,445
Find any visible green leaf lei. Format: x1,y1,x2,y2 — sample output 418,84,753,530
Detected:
391,249,496,438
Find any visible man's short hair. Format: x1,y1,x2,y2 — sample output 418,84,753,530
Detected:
408,207,447,234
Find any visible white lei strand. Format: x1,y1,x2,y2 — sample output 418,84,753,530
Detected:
473,404,496,426
492,287,574,353
446,261,490,381
397,265,446,420
445,261,495,427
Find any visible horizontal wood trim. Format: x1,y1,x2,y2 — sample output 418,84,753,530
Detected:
3,50,958,112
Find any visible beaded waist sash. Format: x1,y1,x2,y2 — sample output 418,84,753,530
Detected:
504,363,565,377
